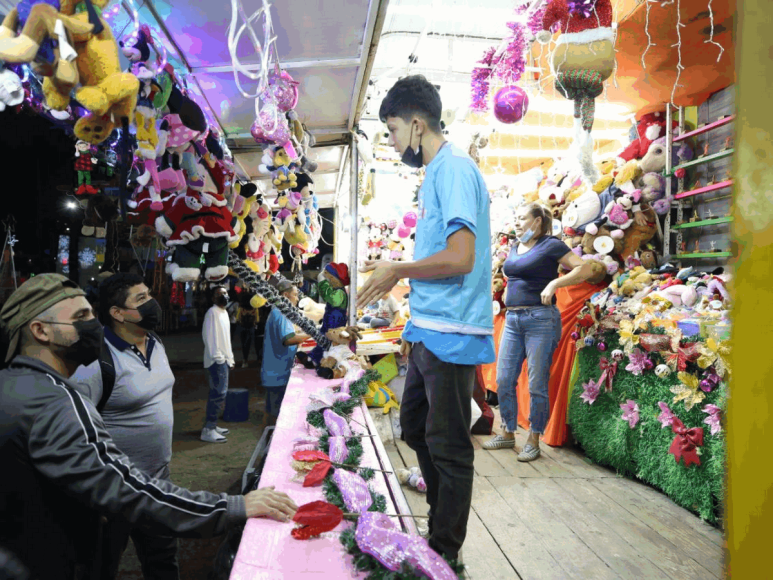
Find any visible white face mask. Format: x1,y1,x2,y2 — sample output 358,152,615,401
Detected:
518,227,536,243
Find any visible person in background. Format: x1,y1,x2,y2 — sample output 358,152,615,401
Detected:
237,293,260,369
70,273,178,580
358,75,495,563
260,280,310,427
359,291,399,329
201,285,234,444
482,203,594,461
0,275,297,580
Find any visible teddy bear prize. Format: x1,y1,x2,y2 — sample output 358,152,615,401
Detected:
488,106,732,375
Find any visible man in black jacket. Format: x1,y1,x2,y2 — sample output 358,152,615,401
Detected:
0,274,297,580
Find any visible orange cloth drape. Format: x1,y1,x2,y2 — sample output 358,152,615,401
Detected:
512,281,608,446
479,312,506,393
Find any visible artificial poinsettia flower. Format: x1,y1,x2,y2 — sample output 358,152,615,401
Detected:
697,337,730,378
625,348,649,376
702,404,722,436
618,319,640,353
303,460,333,487
656,402,676,429
670,371,706,411
580,379,601,405
620,400,640,428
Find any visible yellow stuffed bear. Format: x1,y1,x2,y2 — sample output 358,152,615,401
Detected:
0,0,138,144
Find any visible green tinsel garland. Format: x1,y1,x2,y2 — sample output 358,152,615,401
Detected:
305,369,383,430
568,330,726,525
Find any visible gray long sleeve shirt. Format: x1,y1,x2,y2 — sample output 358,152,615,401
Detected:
0,356,246,580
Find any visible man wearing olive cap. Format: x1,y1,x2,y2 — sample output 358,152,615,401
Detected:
0,274,298,580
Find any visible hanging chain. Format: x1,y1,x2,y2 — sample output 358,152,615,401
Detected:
227,250,330,349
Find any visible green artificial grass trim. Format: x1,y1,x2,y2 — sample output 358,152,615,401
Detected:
360,467,375,481
568,330,726,525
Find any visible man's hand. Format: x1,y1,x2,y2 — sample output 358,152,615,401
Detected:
244,486,298,522
399,338,411,358
358,260,399,307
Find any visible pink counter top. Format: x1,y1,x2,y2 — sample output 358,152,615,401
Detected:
230,366,415,579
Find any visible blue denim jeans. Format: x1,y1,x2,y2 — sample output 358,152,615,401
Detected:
497,305,563,434
205,362,229,429
359,315,390,328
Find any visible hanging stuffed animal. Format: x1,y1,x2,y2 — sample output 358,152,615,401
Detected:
538,0,614,180
259,146,299,192
120,25,161,158
0,0,139,144
74,139,99,195
80,193,119,238
155,190,240,282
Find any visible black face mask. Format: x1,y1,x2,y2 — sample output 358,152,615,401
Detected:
401,123,423,168
215,296,228,308
124,299,162,331
49,319,104,368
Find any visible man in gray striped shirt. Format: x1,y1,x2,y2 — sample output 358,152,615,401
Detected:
71,273,178,580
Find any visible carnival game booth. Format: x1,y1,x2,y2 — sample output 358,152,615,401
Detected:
469,0,735,525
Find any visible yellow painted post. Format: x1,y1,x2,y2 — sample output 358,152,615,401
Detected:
726,2,773,577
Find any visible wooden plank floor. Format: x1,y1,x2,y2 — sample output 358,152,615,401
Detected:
378,408,724,580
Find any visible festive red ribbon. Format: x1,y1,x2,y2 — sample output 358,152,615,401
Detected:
663,343,701,372
598,357,617,393
668,418,704,467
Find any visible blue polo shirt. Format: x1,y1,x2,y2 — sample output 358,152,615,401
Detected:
261,307,298,388
403,142,495,366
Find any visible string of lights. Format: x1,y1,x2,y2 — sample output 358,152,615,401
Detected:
704,0,725,63
669,0,686,109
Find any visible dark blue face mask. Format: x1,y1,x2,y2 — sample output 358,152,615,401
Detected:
401,123,423,168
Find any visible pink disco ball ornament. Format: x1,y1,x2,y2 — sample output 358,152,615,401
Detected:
263,70,299,113
397,224,411,238
493,85,529,124
403,212,418,228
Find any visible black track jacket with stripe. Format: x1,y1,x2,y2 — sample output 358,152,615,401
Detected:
0,356,246,579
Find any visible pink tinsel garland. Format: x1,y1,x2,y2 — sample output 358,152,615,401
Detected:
470,47,496,112
470,8,534,112
493,21,527,85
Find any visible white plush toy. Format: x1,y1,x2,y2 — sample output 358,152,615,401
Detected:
298,296,325,324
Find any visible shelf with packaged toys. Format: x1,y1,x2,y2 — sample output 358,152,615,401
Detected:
663,106,735,264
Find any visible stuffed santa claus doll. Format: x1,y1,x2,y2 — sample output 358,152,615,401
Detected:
538,0,614,179
155,189,240,282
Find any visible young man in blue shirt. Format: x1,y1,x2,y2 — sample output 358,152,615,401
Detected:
359,75,495,563
261,280,310,426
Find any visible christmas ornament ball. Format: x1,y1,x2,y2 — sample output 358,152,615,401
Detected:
493,85,529,124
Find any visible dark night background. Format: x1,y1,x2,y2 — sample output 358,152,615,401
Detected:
1,107,76,276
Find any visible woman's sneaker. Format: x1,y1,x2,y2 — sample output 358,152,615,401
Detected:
482,434,516,450
517,444,541,462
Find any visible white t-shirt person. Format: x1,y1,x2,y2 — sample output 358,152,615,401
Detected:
375,294,399,322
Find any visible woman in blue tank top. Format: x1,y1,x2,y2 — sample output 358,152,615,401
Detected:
483,203,594,461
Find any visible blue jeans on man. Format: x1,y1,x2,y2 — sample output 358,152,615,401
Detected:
497,306,563,434
205,362,229,429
